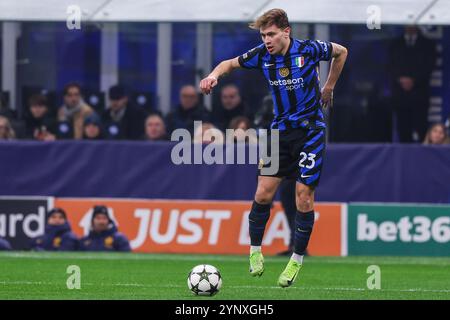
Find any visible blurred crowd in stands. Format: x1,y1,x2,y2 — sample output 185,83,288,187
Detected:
0,27,449,145
0,79,448,146
0,81,268,145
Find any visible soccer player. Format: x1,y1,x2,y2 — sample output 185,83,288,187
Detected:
199,9,347,287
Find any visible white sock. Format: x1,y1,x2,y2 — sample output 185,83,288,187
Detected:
250,246,261,253
291,253,304,264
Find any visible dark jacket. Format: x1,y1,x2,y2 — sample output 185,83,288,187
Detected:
30,222,78,251
79,223,131,252
388,33,436,97
211,102,253,131
102,105,147,140
23,114,58,140
166,104,211,134
0,237,12,251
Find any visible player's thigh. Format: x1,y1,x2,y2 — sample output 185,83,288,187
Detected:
254,175,282,204
296,128,326,187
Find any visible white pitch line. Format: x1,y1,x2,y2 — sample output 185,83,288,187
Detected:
2,252,450,266
1,281,450,294
229,285,450,293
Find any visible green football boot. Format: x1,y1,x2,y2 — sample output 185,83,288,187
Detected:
278,258,302,287
249,251,264,277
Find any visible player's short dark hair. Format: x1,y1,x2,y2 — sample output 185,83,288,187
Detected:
63,82,82,96
28,94,48,107
249,8,290,30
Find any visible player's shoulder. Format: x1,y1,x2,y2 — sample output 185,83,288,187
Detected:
295,38,331,54
239,43,269,68
294,38,318,50
243,43,267,57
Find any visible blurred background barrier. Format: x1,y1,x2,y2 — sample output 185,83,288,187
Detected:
347,203,450,256
53,198,343,256
1,196,449,256
0,141,449,203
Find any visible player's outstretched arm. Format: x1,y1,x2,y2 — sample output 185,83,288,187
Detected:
321,42,348,108
199,57,240,95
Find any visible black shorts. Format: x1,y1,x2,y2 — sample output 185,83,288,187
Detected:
258,127,326,187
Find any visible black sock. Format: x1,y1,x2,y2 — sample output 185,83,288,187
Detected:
248,201,271,246
294,211,315,255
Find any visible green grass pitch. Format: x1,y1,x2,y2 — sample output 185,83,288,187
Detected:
0,252,449,300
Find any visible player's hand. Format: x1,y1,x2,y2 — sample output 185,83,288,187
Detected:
321,86,334,109
199,76,218,95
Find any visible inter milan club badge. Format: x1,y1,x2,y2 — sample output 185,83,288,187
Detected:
279,67,290,77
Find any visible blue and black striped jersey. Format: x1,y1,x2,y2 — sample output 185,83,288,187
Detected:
238,38,333,130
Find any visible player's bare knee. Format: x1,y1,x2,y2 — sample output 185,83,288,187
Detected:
254,192,272,205
255,186,274,204
296,186,314,212
296,197,313,212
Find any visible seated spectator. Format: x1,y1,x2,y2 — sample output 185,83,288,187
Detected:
58,83,94,139
166,85,210,134
30,208,78,251
144,113,168,141
423,123,450,145
193,122,224,144
24,94,57,141
79,205,131,252
212,84,252,131
102,85,147,140
0,116,16,140
83,113,104,140
229,116,258,144
0,237,12,251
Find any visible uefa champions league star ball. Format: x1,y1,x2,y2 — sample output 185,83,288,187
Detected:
187,264,222,296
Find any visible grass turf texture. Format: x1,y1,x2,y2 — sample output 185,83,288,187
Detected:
1,252,449,300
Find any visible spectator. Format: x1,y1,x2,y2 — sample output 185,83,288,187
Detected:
83,113,104,140
229,116,258,144
388,26,437,143
102,85,147,140
193,122,224,144
0,237,12,251
423,123,450,145
24,94,57,141
0,115,16,140
58,83,94,139
144,113,168,141
79,205,131,252
212,84,252,131
30,208,78,251
166,85,210,134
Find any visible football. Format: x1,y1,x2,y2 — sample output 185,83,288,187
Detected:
187,264,222,296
